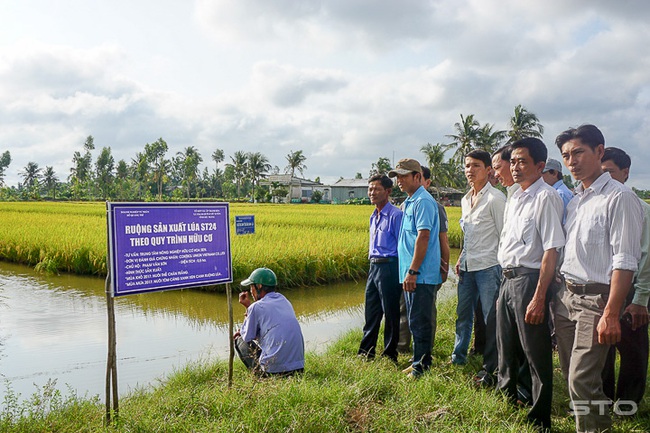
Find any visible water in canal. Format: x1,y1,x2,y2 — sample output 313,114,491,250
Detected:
0,261,368,403
0,256,458,404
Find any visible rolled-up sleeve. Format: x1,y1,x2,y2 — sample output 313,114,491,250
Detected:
609,191,643,272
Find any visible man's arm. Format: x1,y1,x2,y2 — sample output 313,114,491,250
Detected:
439,232,449,283
525,248,557,324
598,269,635,344
628,203,650,330
403,229,430,292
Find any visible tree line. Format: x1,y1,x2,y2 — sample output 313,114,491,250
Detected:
2,104,647,202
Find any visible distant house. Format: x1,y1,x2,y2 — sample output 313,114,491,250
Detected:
330,178,369,204
261,174,329,203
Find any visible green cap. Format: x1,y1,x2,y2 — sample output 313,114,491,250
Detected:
241,267,277,287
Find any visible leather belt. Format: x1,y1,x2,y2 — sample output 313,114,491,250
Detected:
566,281,610,295
370,257,396,264
502,267,539,279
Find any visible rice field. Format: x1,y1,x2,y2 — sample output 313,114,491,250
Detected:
0,202,462,288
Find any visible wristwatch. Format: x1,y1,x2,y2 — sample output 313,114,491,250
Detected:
408,269,420,276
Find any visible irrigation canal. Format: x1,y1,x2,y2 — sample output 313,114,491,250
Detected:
0,259,457,404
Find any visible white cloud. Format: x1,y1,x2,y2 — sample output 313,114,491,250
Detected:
1,0,650,189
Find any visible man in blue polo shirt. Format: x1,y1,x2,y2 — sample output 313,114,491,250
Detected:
389,158,441,379
358,174,403,362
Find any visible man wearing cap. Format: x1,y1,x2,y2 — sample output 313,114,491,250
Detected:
358,174,403,362
542,158,573,218
389,158,441,379
233,267,305,376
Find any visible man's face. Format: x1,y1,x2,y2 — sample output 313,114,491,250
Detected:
395,172,420,196
492,154,513,187
541,170,557,186
464,156,490,188
560,139,604,183
601,160,629,184
510,147,543,189
367,180,390,206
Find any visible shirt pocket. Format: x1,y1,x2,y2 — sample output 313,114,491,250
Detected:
579,216,607,246
518,216,535,246
403,212,417,233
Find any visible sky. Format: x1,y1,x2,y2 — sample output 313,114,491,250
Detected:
1,0,649,189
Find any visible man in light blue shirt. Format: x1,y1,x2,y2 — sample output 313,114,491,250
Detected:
542,158,573,217
389,158,441,378
234,268,305,376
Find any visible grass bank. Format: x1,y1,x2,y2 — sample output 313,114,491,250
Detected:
0,202,462,288
1,298,648,433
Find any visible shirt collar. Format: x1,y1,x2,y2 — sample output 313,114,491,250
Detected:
405,185,426,202
552,179,565,189
512,176,545,200
576,171,611,195
373,202,394,217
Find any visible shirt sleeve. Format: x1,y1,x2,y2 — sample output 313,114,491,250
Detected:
438,204,448,233
240,304,259,343
609,191,643,272
536,190,565,251
391,207,403,242
632,203,650,306
414,198,436,233
491,192,506,237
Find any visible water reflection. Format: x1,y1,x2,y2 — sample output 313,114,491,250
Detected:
0,261,365,403
0,251,459,404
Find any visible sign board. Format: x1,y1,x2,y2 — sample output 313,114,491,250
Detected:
235,215,255,235
107,202,232,296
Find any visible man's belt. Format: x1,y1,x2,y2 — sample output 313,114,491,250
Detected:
370,256,397,264
502,267,539,279
566,281,610,295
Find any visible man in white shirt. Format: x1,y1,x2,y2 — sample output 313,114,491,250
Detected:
451,150,505,391
497,137,565,431
555,125,644,433
599,147,649,413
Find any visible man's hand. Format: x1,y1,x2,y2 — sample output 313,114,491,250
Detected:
525,297,546,325
403,273,417,293
455,259,461,277
624,303,650,330
440,260,449,283
233,330,241,340
597,313,622,345
239,291,252,308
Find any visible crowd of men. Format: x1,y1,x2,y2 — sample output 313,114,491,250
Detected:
357,124,648,433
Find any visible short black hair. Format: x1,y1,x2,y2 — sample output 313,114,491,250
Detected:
368,174,393,189
492,145,512,162
421,166,431,180
602,147,631,170
466,149,492,168
511,137,548,164
555,124,605,151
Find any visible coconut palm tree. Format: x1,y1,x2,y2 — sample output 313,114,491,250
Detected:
176,146,203,199
446,114,481,165
284,150,307,179
226,151,248,199
247,152,272,203
475,123,506,154
212,149,225,169
507,104,544,144
20,162,41,189
420,142,456,196
42,166,58,199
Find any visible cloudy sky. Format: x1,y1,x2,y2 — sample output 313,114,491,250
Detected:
2,0,649,189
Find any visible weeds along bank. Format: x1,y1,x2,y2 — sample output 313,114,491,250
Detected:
0,202,462,288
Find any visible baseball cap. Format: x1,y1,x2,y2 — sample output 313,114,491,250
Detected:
388,158,422,177
543,158,563,174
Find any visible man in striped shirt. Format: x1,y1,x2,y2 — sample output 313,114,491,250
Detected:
555,125,644,433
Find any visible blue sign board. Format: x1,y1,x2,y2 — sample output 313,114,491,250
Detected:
107,202,232,296
235,215,255,235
